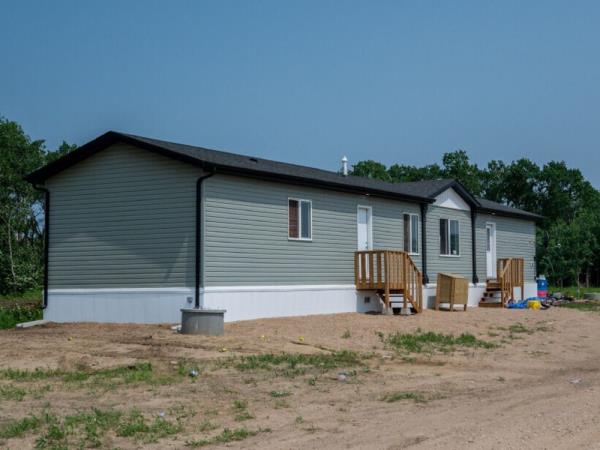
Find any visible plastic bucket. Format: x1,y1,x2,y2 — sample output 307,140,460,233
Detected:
527,300,541,310
537,276,548,299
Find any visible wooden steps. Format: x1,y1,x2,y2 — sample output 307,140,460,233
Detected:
479,258,525,308
355,250,423,313
479,278,503,307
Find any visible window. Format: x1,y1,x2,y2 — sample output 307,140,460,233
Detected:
288,199,312,240
440,218,460,255
403,213,419,254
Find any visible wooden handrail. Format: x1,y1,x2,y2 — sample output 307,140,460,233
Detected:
497,257,525,306
355,250,423,312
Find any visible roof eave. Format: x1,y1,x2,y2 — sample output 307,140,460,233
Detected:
25,132,433,203
476,207,544,222
25,131,208,184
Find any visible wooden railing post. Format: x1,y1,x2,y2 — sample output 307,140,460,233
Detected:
384,251,390,311
354,252,359,288
376,252,382,290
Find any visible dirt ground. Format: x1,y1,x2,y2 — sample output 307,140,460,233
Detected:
1,308,600,449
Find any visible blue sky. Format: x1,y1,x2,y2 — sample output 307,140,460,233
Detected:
2,1,599,186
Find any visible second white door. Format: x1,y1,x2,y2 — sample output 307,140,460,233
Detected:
357,206,372,251
486,223,497,279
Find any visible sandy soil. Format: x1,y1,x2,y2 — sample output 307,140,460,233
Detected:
1,308,599,449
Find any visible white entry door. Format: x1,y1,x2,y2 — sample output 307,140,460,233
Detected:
357,206,372,251
486,223,497,279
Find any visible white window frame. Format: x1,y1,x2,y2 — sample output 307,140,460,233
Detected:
403,212,420,255
288,198,313,241
440,218,460,257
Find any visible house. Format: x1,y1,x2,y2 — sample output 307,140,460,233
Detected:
26,132,542,323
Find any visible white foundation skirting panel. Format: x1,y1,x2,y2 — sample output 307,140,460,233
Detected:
46,282,539,323
203,285,379,322
46,285,381,324
45,288,194,323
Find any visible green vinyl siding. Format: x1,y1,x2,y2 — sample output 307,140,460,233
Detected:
426,205,472,282
203,174,422,286
475,214,536,282
46,143,201,288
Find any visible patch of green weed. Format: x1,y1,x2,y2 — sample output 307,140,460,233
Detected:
186,427,261,447
380,391,428,403
232,400,254,422
231,351,364,376
508,323,533,334
269,390,291,398
0,384,27,401
198,420,219,433
0,416,41,439
384,329,497,354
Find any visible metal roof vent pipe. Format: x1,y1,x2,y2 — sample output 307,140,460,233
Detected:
341,156,348,176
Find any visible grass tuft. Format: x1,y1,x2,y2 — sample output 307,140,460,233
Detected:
380,391,428,403
0,362,176,391
1,407,181,448
232,350,364,376
508,323,533,334
269,390,291,398
0,301,42,329
186,427,261,447
383,329,497,354
232,400,254,422
0,416,41,439
0,384,27,401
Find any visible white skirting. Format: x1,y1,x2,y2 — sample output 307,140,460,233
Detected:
45,285,380,324
45,282,539,323
203,285,378,322
45,288,195,323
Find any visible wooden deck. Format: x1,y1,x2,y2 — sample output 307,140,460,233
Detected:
480,257,525,307
355,250,423,313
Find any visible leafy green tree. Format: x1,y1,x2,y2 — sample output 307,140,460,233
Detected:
0,118,46,293
480,160,507,203
45,141,77,164
538,211,597,286
388,163,443,183
537,161,594,223
500,158,541,213
0,117,76,294
441,150,483,195
349,160,391,182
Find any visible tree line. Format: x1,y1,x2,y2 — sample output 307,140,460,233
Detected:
351,152,600,287
1,116,598,295
0,117,75,295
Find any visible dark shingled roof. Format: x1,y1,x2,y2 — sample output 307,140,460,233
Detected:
475,197,543,220
26,131,542,220
26,131,433,203
378,179,543,220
